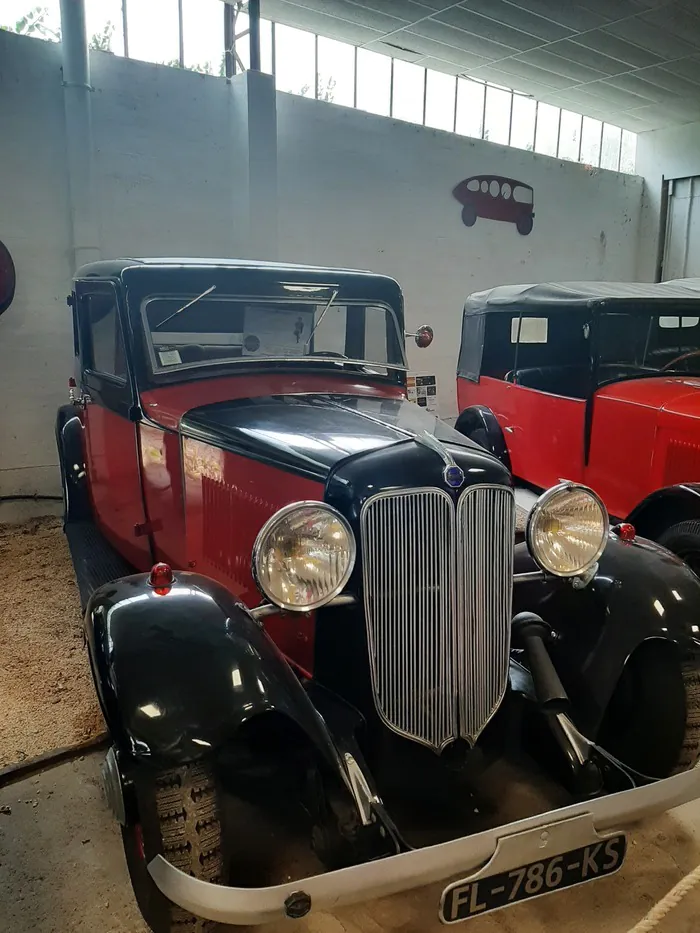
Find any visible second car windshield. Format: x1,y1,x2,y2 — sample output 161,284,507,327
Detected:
598,311,700,379
142,295,405,374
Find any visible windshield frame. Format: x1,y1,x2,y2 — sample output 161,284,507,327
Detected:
139,292,408,378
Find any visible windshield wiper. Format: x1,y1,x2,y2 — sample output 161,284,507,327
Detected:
154,285,216,330
304,289,338,349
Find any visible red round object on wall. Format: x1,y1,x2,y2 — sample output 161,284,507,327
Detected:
0,241,16,316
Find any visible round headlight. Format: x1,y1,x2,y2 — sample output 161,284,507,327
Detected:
253,502,356,611
527,483,609,577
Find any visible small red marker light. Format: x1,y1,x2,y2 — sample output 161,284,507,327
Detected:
68,376,76,388
613,522,636,542
149,562,174,595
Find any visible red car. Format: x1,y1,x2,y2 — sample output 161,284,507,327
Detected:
456,281,700,568
55,261,700,933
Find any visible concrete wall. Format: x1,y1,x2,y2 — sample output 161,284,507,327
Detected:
0,28,643,495
276,93,643,418
635,121,700,280
0,33,73,496
0,31,244,496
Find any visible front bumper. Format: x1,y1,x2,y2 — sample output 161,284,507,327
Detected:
147,765,700,925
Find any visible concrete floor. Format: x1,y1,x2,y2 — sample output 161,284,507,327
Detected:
2,753,700,933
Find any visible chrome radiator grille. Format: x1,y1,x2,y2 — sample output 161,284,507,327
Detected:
457,486,515,743
360,485,515,751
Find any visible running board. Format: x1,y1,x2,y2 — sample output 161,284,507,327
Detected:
64,520,133,609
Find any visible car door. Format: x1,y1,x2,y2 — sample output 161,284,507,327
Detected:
501,312,587,488
75,280,152,570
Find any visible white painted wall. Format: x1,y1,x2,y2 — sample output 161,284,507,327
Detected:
276,93,643,418
0,28,643,496
0,32,73,496
0,32,245,496
635,121,700,280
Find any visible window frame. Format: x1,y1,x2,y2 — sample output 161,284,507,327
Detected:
77,281,129,386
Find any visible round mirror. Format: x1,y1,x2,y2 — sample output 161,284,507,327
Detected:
415,324,434,349
0,241,16,317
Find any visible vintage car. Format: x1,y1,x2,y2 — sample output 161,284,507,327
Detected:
456,281,700,571
57,259,700,933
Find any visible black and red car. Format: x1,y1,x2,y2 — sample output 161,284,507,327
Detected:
56,259,700,932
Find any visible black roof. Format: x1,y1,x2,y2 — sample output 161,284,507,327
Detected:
75,257,380,280
465,281,700,314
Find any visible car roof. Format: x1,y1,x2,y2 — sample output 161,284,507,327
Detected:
75,257,376,279
465,280,700,314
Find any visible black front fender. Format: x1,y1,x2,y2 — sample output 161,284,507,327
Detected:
514,534,700,735
85,571,348,771
55,405,90,521
626,484,700,539
454,405,511,470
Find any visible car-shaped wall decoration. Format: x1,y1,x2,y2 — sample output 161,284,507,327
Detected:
452,176,534,235
57,260,700,933
456,280,700,570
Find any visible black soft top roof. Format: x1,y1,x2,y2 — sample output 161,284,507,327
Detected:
76,257,375,279
465,281,700,314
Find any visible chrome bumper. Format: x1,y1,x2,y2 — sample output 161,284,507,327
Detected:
148,767,700,925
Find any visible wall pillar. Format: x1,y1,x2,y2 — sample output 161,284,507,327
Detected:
230,69,278,260
59,0,100,270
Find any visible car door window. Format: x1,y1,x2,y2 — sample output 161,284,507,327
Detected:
511,311,590,399
81,287,126,380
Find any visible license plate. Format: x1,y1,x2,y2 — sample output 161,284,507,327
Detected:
440,834,626,923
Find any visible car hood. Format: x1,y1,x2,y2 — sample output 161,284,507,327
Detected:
180,393,503,481
597,376,700,420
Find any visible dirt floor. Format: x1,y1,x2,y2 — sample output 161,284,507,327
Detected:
0,516,105,768
1,752,700,933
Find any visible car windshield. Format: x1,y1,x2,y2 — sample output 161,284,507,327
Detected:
598,310,700,382
142,294,406,374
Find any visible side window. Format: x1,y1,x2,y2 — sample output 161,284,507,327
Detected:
481,313,517,379
457,312,485,382
82,287,127,380
512,311,590,399
511,316,548,344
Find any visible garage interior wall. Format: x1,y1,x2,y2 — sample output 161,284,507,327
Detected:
0,28,643,496
635,121,700,281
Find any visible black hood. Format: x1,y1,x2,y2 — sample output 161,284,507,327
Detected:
180,394,508,483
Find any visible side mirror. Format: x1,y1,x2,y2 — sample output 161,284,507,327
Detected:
0,240,16,318
408,324,434,349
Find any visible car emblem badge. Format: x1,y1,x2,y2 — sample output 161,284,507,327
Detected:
414,430,465,490
444,464,465,489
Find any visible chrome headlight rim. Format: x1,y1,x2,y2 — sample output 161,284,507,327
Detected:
252,500,356,612
526,482,609,578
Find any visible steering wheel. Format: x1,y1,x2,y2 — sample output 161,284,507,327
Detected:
660,349,700,372
307,350,348,359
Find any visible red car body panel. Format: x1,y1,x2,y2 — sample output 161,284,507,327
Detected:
141,374,405,431
457,375,585,489
587,377,700,518
458,373,700,520
83,405,152,569
180,438,323,675
139,422,187,569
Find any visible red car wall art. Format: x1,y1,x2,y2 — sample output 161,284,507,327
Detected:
453,176,535,236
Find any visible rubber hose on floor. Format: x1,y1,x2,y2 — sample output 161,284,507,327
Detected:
627,862,700,932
